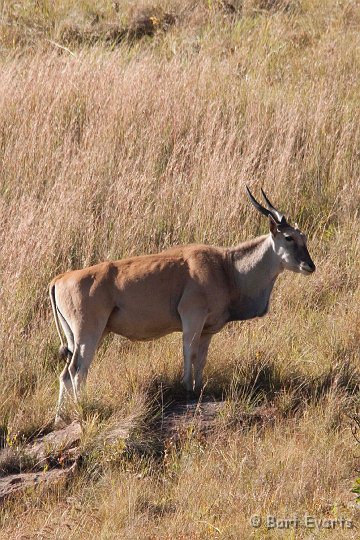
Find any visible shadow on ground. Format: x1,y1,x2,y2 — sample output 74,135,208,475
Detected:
1,357,359,503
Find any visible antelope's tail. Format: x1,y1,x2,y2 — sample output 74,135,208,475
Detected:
49,281,72,362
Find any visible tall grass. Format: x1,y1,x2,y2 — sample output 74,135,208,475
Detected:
0,0,360,537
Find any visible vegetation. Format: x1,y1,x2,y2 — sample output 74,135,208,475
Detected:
0,0,360,537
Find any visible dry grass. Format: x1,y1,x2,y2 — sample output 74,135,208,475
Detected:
0,0,360,537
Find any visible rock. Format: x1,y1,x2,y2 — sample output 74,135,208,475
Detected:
27,421,81,465
0,421,81,502
0,465,75,503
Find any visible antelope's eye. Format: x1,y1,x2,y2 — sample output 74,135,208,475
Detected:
285,236,293,242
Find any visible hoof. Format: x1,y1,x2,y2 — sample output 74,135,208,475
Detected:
182,380,193,393
193,387,203,399
185,389,197,401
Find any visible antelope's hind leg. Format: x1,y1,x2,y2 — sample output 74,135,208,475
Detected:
54,312,76,426
55,311,106,424
67,328,105,403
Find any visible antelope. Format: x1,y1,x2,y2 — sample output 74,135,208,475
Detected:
50,187,315,424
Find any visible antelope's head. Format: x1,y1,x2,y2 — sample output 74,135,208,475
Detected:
246,186,316,275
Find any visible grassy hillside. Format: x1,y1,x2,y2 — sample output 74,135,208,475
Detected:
0,0,360,537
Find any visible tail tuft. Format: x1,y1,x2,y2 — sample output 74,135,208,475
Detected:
59,345,72,362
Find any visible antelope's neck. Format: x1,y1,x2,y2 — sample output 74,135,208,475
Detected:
227,234,283,309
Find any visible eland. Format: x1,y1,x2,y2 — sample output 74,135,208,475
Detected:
50,187,315,424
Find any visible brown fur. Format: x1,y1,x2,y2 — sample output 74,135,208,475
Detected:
50,224,314,423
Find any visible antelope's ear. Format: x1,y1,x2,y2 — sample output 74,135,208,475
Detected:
268,214,278,237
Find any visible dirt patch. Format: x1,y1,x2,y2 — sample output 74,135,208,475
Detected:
60,9,177,48
159,399,226,441
0,399,279,503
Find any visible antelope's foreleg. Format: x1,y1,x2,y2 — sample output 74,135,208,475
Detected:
179,311,207,393
193,333,212,393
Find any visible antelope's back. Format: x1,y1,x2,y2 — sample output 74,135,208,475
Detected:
106,244,229,340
